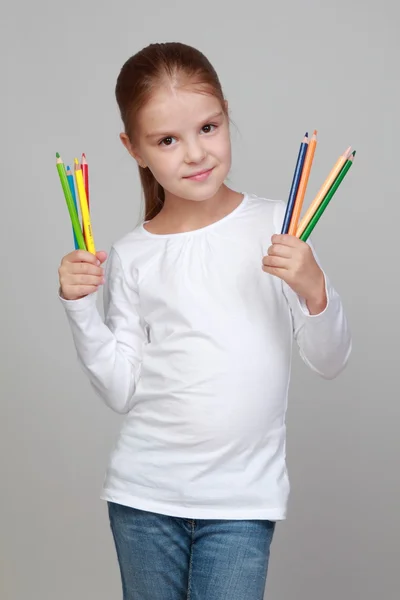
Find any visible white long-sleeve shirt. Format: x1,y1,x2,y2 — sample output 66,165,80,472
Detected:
60,193,351,520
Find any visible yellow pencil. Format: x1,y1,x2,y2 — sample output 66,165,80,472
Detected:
74,158,96,254
288,130,318,235
296,145,352,238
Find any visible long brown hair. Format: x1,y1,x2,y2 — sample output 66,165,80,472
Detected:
115,42,227,221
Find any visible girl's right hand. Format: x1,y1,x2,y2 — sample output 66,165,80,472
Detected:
58,250,108,301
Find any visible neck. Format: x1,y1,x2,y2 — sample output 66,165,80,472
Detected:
160,185,239,226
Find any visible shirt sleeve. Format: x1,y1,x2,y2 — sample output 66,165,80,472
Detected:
59,246,147,413
273,200,352,379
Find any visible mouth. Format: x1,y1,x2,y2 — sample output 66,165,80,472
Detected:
183,167,214,181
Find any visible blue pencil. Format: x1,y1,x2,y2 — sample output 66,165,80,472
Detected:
66,165,80,250
281,133,309,234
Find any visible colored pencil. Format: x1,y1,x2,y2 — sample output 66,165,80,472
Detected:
81,154,89,248
66,165,80,250
281,133,309,234
74,158,96,254
288,130,318,235
296,145,352,238
300,151,355,242
81,153,89,211
56,153,86,250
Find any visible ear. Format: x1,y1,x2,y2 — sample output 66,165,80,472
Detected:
119,133,147,168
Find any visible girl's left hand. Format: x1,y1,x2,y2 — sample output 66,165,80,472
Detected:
262,234,327,313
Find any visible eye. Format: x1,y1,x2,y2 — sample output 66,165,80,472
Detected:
201,124,216,134
159,136,176,146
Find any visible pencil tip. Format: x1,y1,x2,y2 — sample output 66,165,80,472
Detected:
305,132,308,137
82,152,86,158
56,152,60,158
313,129,317,135
352,150,356,156
74,158,79,165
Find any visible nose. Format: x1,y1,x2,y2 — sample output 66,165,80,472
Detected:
184,138,206,164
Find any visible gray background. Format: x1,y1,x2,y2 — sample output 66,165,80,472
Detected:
1,0,398,598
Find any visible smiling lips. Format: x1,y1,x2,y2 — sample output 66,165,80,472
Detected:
183,167,214,181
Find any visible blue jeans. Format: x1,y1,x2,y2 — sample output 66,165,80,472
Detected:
108,502,276,600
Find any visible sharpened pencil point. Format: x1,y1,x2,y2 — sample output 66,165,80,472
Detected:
313,129,317,135
56,152,60,158
344,145,352,157
74,158,79,165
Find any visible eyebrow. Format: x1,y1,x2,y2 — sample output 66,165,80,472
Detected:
145,111,224,139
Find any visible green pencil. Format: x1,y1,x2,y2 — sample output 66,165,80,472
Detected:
300,151,355,242
56,153,87,251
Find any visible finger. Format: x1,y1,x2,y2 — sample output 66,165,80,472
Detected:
69,274,104,287
96,251,108,264
67,250,103,265
59,273,104,294
63,284,100,300
69,262,104,277
267,243,292,258
262,264,288,279
262,255,290,269
271,234,302,247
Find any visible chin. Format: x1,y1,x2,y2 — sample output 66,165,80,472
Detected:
180,176,228,202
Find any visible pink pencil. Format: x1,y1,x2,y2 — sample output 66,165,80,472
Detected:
81,153,89,212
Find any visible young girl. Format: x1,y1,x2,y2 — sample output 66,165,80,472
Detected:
58,42,351,600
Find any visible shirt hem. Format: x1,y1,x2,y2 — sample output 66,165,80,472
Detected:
100,489,287,521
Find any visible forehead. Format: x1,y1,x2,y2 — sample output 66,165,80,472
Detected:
138,86,223,133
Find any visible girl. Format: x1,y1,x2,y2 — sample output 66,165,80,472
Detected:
58,42,352,600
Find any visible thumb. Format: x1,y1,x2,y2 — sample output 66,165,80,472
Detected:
95,251,108,264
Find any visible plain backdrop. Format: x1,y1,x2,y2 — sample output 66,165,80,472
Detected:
1,1,399,599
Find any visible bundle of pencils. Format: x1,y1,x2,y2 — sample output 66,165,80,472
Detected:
55,152,96,254
281,131,355,241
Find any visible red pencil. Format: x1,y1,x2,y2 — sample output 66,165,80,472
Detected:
81,153,89,212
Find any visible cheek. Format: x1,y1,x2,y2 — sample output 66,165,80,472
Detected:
215,130,232,163
146,150,177,180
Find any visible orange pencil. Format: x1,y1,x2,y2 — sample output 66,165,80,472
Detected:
288,130,318,235
296,145,352,238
